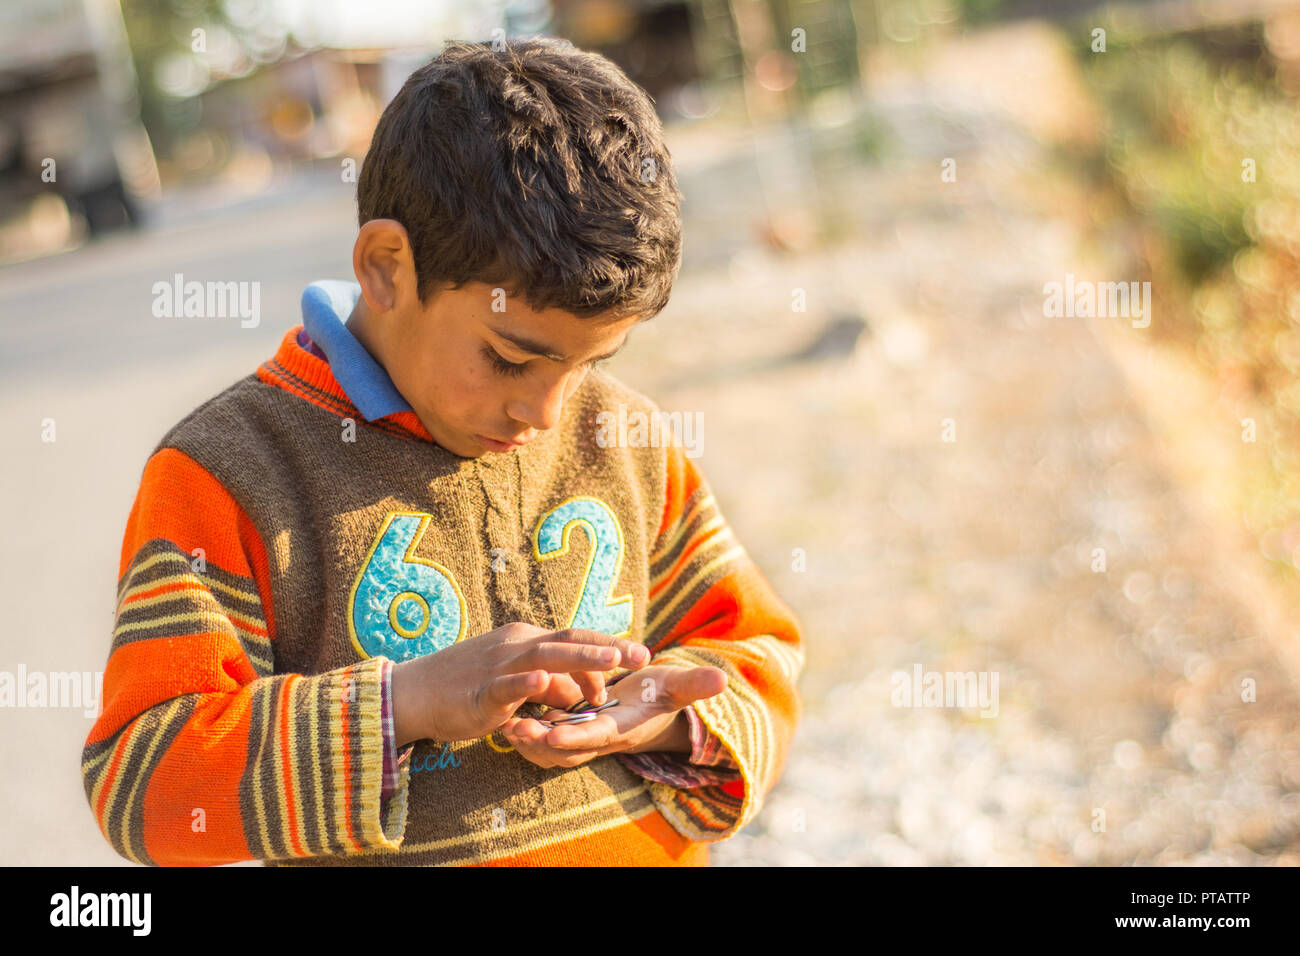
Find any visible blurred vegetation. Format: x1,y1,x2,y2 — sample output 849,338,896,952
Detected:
1076,34,1300,563
952,0,1007,27
119,0,301,159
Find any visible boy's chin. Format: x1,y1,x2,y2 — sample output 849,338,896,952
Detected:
447,438,489,459
412,416,481,457
451,433,497,459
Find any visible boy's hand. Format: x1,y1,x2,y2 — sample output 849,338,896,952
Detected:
390,622,650,745
498,664,728,769
521,672,591,712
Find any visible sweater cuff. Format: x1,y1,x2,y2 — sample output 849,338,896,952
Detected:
379,658,416,808
380,659,396,804
612,708,743,788
614,750,742,788
684,705,740,769
308,655,410,854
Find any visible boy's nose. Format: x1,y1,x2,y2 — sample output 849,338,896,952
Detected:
510,370,582,434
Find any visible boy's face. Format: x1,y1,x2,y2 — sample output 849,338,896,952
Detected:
373,280,641,459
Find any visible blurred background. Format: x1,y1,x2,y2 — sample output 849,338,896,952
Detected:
3,0,1300,865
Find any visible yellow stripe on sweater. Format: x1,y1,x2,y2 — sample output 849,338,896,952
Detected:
117,554,261,612
117,697,187,865
646,544,746,639
398,784,652,857
306,672,328,855
650,491,717,566
249,681,276,858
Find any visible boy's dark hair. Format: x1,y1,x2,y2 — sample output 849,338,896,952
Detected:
357,36,683,322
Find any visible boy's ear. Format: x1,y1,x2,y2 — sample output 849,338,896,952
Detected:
353,219,416,314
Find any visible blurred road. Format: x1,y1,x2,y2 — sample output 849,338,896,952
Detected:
0,168,362,864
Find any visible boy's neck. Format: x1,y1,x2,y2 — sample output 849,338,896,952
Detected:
345,296,386,368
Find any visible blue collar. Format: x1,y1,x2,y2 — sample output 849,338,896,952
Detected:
300,280,413,421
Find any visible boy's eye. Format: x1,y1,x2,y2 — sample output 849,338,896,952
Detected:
482,343,607,378
482,345,530,378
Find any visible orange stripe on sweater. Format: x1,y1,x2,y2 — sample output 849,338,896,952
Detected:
86,633,257,746
475,809,710,866
647,564,803,736
265,325,352,404
260,325,435,444
94,725,133,824
116,582,268,638
256,360,354,419
648,521,724,602
653,562,796,648
657,444,704,542
120,579,200,606
141,690,256,865
384,410,434,442
120,449,256,581
338,680,359,853
227,613,269,638
237,498,275,645
119,448,275,644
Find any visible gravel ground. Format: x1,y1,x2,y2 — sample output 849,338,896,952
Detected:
616,31,1300,866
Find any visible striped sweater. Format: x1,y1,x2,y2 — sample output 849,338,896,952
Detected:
83,313,805,866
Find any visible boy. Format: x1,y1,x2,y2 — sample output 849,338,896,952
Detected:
83,37,804,866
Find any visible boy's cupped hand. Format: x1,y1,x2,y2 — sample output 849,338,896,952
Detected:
390,621,650,746
498,663,728,769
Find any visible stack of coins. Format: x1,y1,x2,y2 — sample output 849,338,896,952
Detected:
539,698,620,727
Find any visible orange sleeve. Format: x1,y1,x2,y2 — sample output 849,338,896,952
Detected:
82,448,408,865
638,444,805,842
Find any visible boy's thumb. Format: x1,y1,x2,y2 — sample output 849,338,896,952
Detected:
485,670,546,711
664,665,727,704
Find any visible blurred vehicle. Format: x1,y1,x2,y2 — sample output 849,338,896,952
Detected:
0,0,158,237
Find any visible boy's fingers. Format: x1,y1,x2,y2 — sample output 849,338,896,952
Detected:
543,629,652,668
659,665,728,705
507,715,610,763
500,723,558,768
574,670,607,707
529,672,584,709
540,715,618,751
508,718,553,744
519,641,623,674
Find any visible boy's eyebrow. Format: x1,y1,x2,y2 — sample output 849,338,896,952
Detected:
487,326,631,364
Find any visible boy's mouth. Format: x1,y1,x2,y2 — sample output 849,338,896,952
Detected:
475,434,523,452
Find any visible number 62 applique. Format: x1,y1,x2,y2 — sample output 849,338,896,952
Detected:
347,496,634,663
